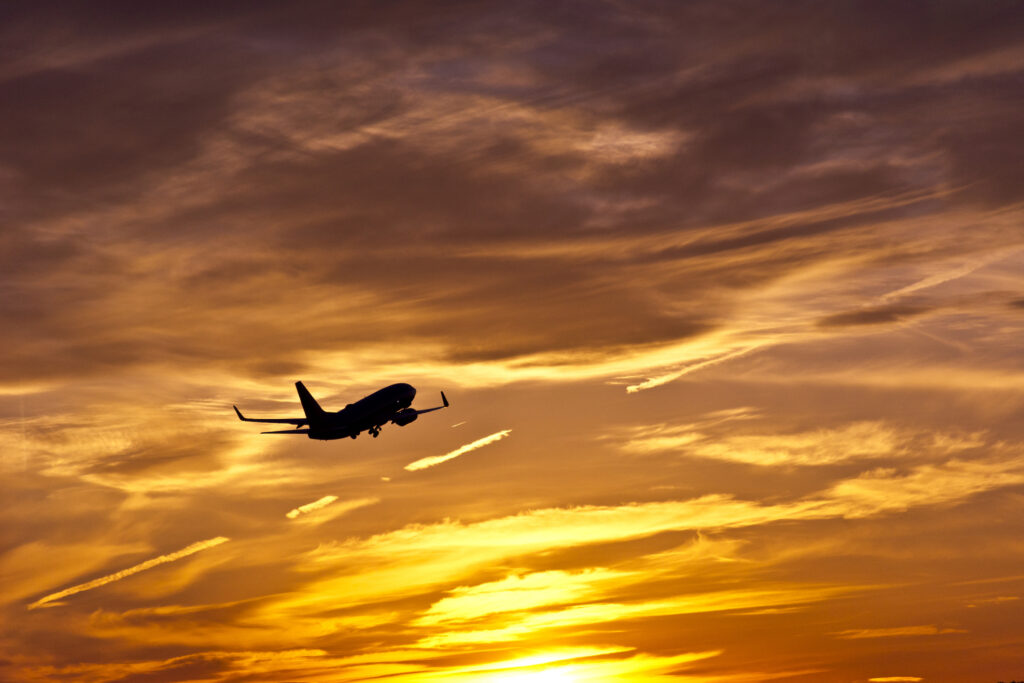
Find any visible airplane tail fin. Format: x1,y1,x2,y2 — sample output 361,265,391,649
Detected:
295,381,327,425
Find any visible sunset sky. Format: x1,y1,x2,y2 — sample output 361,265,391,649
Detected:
2,2,1024,682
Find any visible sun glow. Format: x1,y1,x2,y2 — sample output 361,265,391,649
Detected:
480,668,580,683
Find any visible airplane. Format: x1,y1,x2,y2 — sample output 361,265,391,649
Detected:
234,382,448,440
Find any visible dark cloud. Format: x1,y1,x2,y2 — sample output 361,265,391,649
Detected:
817,304,931,328
0,0,1018,388
0,46,252,221
941,81,1024,205
642,199,926,265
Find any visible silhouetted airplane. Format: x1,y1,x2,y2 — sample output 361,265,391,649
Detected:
234,382,448,440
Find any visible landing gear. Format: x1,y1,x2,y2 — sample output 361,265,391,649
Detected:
369,426,381,438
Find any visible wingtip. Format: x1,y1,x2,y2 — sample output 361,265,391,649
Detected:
233,405,244,420
441,391,449,407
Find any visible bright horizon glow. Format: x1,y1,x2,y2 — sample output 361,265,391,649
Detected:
478,668,580,683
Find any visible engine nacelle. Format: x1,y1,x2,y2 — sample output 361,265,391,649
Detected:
392,409,418,426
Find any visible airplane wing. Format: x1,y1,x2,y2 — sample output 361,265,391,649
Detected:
260,428,311,435
233,406,307,426
411,391,449,416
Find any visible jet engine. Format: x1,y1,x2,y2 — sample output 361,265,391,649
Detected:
391,409,418,426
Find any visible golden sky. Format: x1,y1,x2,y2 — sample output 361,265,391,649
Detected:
2,2,1024,682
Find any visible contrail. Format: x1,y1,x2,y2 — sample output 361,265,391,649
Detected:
881,246,1022,302
286,495,338,519
627,345,761,393
405,430,511,471
28,536,230,610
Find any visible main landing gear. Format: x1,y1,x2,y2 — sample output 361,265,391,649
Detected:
369,426,381,438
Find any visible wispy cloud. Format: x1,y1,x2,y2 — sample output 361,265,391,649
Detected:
881,246,1023,302
834,625,966,639
28,537,230,609
966,595,1019,607
263,496,828,622
5,2,1024,680
413,568,633,626
415,585,851,648
618,420,985,466
262,453,1024,627
825,456,1024,517
405,429,511,471
626,345,762,393
403,648,725,682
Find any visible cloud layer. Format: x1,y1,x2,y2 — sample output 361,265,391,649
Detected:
2,2,1024,682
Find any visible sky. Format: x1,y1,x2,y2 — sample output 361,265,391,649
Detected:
2,2,1023,681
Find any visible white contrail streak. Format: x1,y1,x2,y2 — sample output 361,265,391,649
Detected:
626,345,761,393
881,246,1022,302
28,536,230,610
405,430,512,471
286,495,339,519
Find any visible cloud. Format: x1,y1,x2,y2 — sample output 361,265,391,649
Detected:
251,450,1024,634
415,584,849,648
966,595,1018,607
817,304,930,328
28,537,229,610
4,3,1024,681
414,568,633,626
405,429,511,471
825,457,1024,517
880,247,1024,302
834,625,966,639
0,539,149,607
617,419,986,467
257,495,830,625
626,345,763,393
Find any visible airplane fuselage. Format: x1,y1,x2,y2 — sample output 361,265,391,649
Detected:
309,383,415,440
